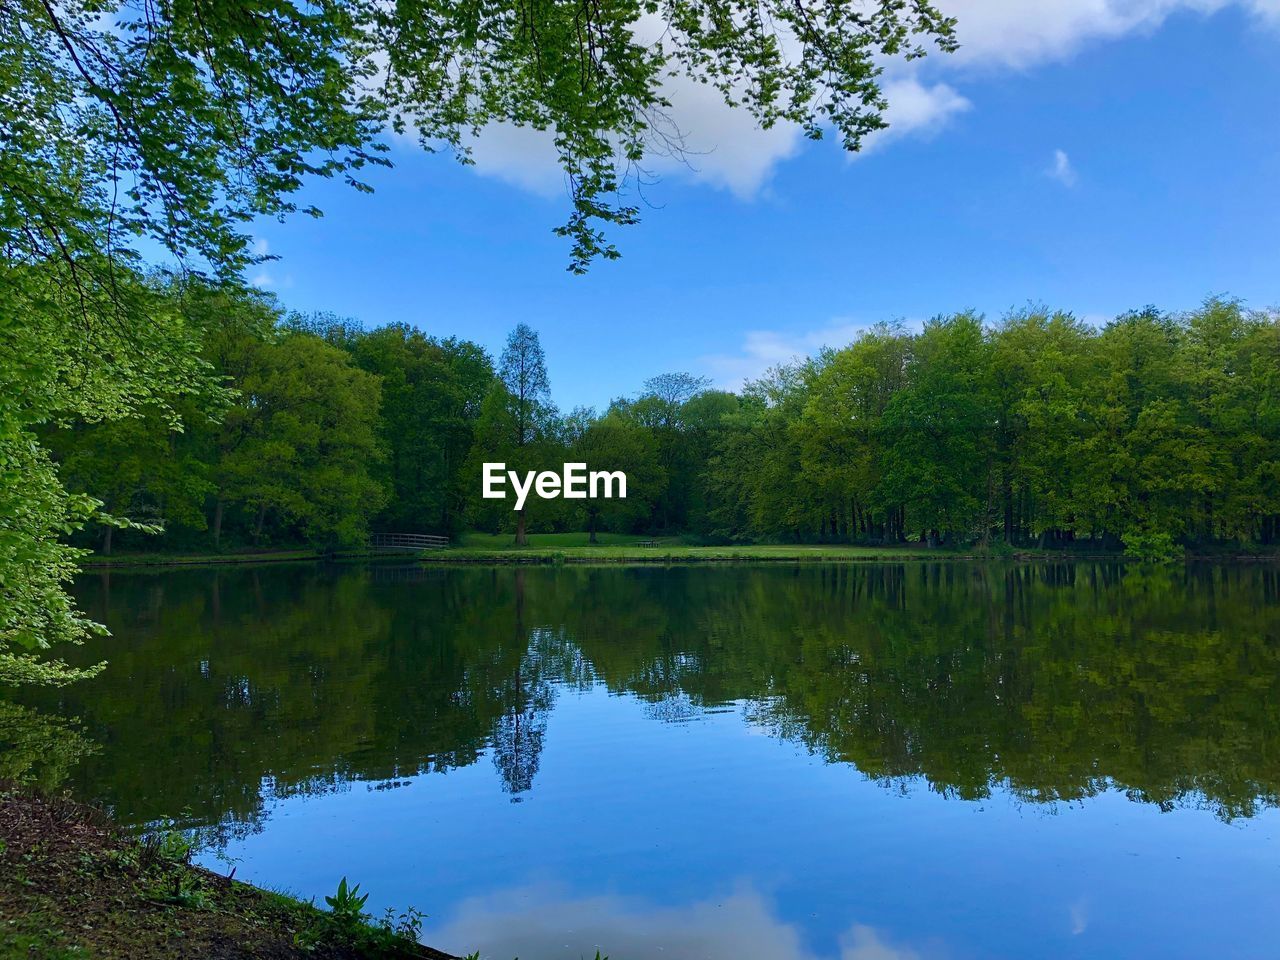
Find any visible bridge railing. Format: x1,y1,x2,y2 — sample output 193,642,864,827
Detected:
370,533,450,551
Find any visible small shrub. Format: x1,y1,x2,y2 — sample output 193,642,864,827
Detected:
974,539,1015,558
145,872,209,909
295,878,433,957
1122,529,1182,564
378,905,425,942
324,877,370,930
137,824,193,869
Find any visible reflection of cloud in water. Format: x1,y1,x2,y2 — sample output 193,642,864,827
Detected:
841,925,924,960
1069,899,1089,936
433,883,935,960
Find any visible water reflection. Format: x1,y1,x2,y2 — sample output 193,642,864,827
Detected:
0,700,96,790
10,562,1280,833
432,883,930,960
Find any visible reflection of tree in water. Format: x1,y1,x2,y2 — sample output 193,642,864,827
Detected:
489,567,594,798
491,651,552,797
0,701,97,793
12,561,1280,832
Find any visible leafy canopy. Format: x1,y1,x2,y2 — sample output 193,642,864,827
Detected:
8,0,958,278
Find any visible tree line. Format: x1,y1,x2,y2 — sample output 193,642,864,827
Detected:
45,290,1280,559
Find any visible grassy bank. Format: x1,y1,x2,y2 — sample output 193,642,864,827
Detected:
75,534,1280,569
80,548,373,568
433,532,974,563
0,784,456,960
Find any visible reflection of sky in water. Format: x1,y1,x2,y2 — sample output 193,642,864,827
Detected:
199,686,1280,960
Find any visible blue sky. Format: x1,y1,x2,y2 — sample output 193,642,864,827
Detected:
250,1,1280,411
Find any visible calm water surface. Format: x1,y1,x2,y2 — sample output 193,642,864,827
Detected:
8,562,1280,959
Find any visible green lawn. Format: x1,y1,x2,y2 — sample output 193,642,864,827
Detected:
440,532,958,562
81,548,368,567
456,531,662,550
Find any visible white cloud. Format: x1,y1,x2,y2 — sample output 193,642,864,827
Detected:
1069,898,1090,935
431,0,1280,202
700,319,871,390
462,68,805,201
860,77,972,153
941,0,1279,68
646,72,805,198
250,237,273,287
843,924,927,960
464,123,565,198
1047,148,1077,186
247,237,292,289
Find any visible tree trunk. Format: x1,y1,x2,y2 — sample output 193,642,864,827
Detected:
101,524,113,556
253,502,266,541
1002,474,1014,543
587,510,598,545
211,498,224,549
515,508,527,546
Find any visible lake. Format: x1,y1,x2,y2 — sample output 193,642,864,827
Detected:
8,561,1280,959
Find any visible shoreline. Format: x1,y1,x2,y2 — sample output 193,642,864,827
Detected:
74,545,1280,569
77,542,1280,570
80,549,377,569
425,551,1280,564
0,783,458,960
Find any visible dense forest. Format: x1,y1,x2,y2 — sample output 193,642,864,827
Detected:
45,286,1280,559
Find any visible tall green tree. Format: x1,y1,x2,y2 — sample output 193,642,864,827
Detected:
878,313,998,543
210,332,386,549
798,324,910,542
336,323,492,536
625,373,712,530
989,309,1095,545
571,411,663,542
488,324,556,545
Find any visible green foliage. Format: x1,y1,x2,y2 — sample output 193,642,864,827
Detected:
323,877,370,929
294,877,426,956
20,297,1280,689
0,701,98,791
1123,529,1182,564
571,410,664,540
0,267,220,684
211,329,386,550
138,821,194,870
328,321,493,536
878,312,997,540
146,872,210,909
699,299,1280,551
467,324,560,544
45,289,389,555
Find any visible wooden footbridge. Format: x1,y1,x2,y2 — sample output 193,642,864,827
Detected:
370,532,450,552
